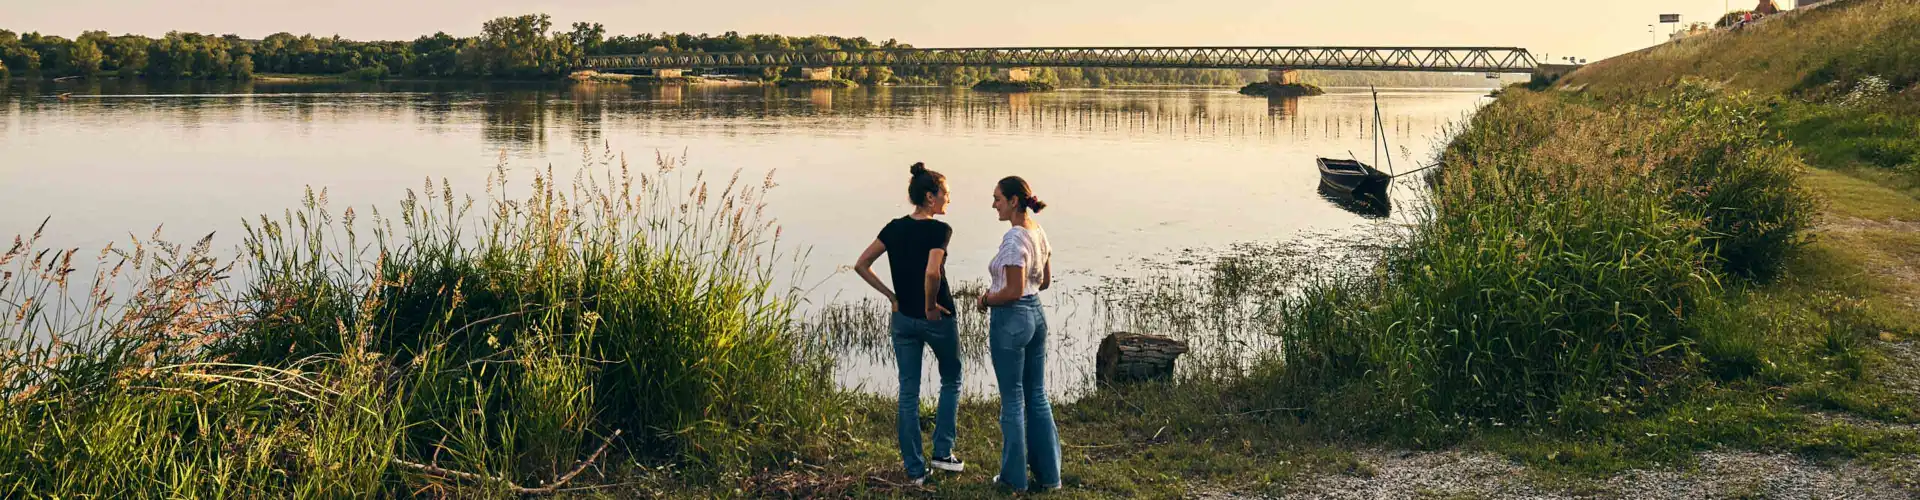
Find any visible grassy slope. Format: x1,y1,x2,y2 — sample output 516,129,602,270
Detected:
1561,0,1920,97
1562,0,1919,335
1567,0,1920,198
1457,0,1920,484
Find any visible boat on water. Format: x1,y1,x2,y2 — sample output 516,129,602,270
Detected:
1316,182,1391,218
1316,157,1391,195
1314,86,1397,199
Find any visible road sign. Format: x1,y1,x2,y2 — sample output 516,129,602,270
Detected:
1660,14,1682,23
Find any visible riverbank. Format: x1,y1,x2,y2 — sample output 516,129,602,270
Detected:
706,91,1917,498
625,0,1920,495
5,1,1918,497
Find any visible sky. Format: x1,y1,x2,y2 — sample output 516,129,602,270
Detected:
7,0,1778,62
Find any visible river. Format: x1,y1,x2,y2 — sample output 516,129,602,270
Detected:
0,79,1492,399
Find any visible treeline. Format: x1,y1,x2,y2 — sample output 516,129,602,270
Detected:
0,14,1504,87
1,30,256,80
0,14,909,81
0,14,1249,86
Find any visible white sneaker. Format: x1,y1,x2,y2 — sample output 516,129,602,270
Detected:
908,473,928,486
931,455,965,472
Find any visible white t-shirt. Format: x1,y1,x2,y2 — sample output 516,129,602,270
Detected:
988,225,1051,297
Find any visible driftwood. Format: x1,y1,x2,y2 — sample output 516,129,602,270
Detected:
392,429,622,495
1096,332,1189,384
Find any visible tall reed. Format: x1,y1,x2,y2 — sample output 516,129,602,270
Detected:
1272,82,1815,431
1,147,840,496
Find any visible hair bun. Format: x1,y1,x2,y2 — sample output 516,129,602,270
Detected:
909,162,928,176
1026,196,1048,213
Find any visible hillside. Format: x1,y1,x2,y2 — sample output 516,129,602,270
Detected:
1563,0,1919,105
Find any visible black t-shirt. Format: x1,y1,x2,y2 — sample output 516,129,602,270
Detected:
879,216,957,320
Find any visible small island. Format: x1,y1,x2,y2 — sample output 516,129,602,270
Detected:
569,71,702,86
776,78,859,89
1237,81,1326,97
972,80,1057,93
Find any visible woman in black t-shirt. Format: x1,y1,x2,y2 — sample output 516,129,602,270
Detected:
853,162,966,483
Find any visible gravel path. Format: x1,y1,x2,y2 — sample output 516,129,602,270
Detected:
1194,449,1914,499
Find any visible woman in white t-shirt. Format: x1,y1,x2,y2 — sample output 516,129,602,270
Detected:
973,175,1059,492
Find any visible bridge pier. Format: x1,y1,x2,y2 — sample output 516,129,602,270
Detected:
1267,69,1301,85
994,68,1039,82
796,67,835,80
648,69,685,78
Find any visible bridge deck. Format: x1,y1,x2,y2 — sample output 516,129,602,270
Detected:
583,47,1539,73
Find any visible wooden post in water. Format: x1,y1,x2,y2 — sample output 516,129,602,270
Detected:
1096,332,1190,384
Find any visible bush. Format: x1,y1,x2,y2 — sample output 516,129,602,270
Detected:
1652,80,1816,280
347,66,388,81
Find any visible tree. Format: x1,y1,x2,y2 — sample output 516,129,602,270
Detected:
476,14,558,78
568,22,605,57
868,66,894,84
0,30,39,73
145,34,188,79
70,39,104,77
410,32,462,77
231,54,254,80
20,34,68,75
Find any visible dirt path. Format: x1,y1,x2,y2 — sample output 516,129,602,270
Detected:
1191,449,1911,499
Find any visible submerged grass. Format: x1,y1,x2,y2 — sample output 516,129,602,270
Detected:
0,149,842,496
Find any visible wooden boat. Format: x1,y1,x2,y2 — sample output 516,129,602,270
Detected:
1317,182,1391,218
1316,157,1391,194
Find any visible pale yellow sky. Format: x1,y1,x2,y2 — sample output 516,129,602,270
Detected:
7,0,1773,62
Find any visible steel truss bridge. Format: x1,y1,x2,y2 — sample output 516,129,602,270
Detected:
582,46,1540,74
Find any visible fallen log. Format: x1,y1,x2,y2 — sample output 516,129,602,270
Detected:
1096,332,1189,384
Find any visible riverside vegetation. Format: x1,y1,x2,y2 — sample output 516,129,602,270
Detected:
3,15,1509,88
1,153,850,496
6,0,1920,497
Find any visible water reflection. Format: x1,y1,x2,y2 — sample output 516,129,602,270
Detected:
1268,96,1300,118
1317,183,1393,219
481,91,550,154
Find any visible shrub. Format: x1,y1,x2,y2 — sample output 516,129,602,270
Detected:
347,66,388,81
1652,80,1816,280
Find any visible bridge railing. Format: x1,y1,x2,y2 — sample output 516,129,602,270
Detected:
583,47,1539,73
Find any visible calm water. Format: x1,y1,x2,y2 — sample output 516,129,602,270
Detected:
0,79,1491,398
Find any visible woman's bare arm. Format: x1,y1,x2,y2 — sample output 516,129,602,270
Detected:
853,239,896,311
981,265,1027,307
923,248,951,320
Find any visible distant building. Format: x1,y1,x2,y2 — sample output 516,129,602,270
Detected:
1796,0,1832,7
1755,0,1782,15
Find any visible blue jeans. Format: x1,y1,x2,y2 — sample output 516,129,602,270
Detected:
988,295,1060,490
891,312,962,479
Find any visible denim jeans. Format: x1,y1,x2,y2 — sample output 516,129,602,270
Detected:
890,311,962,479
988,295,1060,490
